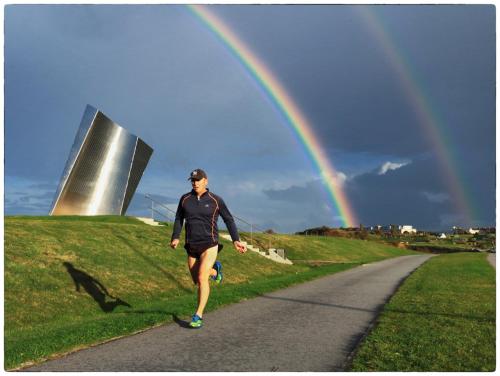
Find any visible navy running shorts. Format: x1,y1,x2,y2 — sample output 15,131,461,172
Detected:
184,242,223,259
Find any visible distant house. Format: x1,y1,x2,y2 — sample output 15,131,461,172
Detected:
468,228,480,235
439,233,447,239
399,225,417,234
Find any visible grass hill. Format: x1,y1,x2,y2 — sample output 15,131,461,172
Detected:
5,215,418,369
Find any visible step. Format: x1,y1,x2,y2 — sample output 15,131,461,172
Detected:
219,234,292,265
135,217,163,226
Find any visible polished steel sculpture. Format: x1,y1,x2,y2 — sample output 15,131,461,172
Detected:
50,105,153,216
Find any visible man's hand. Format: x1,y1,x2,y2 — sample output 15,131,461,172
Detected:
234,240,247,253
170,239,180,249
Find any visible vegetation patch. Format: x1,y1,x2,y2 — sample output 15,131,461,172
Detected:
349,252,496,372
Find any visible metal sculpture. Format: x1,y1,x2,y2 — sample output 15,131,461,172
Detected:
50,105,153,216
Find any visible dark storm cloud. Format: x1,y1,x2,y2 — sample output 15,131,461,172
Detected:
421,191,450,204
263,153,493,231
347,158,450,230
5,4,302,190
349,153,494,229
216,5,495,156
263,180,324,203
263,179,347,228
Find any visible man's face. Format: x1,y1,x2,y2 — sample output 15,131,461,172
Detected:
191,177,208,194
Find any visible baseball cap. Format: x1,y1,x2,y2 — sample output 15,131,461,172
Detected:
188,169,207,181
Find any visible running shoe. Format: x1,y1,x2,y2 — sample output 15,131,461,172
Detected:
212,260,223,284
189,314,203,329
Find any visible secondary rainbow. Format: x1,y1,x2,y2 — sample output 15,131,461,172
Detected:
356,7,474,224
188,4,357,227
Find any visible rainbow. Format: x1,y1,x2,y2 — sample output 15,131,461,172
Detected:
187,4,358,227
356,7,474,225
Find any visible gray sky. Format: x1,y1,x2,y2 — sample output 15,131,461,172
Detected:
5,4,495,232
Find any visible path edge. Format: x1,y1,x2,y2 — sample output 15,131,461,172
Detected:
341,254,436,371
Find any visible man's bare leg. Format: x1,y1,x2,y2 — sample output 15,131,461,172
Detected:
187,255,216,285
187,255,199,285
195,245,218,318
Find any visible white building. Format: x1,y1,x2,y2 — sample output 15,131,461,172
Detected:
439,233,447,239
468,228,480,235
399,225,417,234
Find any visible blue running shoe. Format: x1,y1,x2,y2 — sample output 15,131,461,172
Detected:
211,261,223,284
189,314,203,329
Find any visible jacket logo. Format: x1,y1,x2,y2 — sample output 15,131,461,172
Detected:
205,204,209,207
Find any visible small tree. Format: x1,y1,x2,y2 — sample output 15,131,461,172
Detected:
390,224,398,238
358,224,368,240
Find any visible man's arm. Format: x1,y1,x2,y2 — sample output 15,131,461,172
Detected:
218,197,239,242
218,197,246,253
171,196,185,243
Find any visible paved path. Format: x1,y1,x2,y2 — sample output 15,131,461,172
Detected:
27,254,433,372
487,253,495,269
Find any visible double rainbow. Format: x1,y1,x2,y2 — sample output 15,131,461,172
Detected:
188,5,358,228
357,7,474,224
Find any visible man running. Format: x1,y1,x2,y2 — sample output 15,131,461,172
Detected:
170,169,246,328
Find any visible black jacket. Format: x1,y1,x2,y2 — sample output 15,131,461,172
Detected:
171,189,240,246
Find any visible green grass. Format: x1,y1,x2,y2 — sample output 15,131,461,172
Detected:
4,215,416,370
350,252,496,371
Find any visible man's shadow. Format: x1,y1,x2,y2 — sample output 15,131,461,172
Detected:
63,262,131,313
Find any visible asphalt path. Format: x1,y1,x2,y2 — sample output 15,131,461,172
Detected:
27,254,433,372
